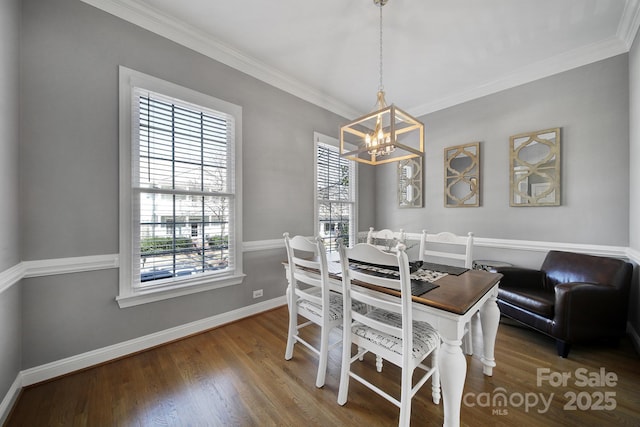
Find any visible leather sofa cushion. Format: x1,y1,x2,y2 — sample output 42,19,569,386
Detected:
498,287,554,318
541,250,628,289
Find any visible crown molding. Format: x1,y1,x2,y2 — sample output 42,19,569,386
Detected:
619,0,640,49
81,1,638,119
410,36,629,117
82,0,640,120
79,0,359,119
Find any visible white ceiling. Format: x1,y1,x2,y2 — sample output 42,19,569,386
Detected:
84,0,640,118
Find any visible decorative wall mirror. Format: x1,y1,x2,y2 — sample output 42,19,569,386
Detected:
509,128,561,207
445,142,480,207
398,157,423,208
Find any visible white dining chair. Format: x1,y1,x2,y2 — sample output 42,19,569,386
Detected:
419,230,476,355
418,230,474,269
337,241,440,427
364,227,407,373
283,232,365,388
366,227,406,252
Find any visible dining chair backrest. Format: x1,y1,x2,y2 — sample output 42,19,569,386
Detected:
283,233,330,313
366,227,406,252
418,230,474,268
418,230,475,356
339,242,415,361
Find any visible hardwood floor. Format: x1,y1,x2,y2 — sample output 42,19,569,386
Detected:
5,307,640,426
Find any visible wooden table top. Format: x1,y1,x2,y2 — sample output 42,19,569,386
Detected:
408,268,501,314
324,259,502,315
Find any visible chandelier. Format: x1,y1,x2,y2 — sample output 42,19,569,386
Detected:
340,0,424,166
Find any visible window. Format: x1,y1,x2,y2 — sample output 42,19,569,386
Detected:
314,132,357,252
118,67,244,307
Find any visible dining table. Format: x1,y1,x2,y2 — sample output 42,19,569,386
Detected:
284,254,502,427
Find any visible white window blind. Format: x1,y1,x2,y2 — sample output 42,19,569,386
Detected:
315,136,356,252
134,90,236,286
118,66,243,307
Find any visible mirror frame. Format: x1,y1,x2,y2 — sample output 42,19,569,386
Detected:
444,142,480,208
509,127,561,207
397,157,423,208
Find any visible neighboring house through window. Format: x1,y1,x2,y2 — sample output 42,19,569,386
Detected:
314,132,357,252
118,66,244,307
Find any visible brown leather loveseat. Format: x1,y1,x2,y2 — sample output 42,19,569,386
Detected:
495,250,633,357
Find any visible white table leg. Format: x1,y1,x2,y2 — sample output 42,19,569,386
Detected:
479,292,500,376
438,338,466,427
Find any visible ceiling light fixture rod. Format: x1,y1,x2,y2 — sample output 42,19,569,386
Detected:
339,0,424,166
377,0,384,92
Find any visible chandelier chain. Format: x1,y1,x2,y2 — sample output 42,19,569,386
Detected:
339,0,424,166
378,1,384,92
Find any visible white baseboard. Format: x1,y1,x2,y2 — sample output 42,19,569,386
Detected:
0,374,22,426
0,295,285,421
0,295,285,422
0,297,279,422
19,295,285,388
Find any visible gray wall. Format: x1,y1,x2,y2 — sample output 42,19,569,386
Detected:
628,30,640,335
376,54,629,248
630,28,640,252
0,0,22,406
18,0,374,368
0,0,20,272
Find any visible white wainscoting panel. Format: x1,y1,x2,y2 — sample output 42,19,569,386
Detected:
0,263,24,295
242,238,284,252
22,254,119,278
627,247,640,265
0,237,634,296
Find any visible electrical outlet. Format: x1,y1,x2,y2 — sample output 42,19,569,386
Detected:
253,289,263,299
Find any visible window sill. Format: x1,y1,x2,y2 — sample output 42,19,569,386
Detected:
116,273,245,308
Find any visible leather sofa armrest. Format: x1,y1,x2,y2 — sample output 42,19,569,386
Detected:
494,266,545,290
553,282,623,341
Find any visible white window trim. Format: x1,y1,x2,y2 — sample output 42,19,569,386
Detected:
314,132,358,250
118,66,244,308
